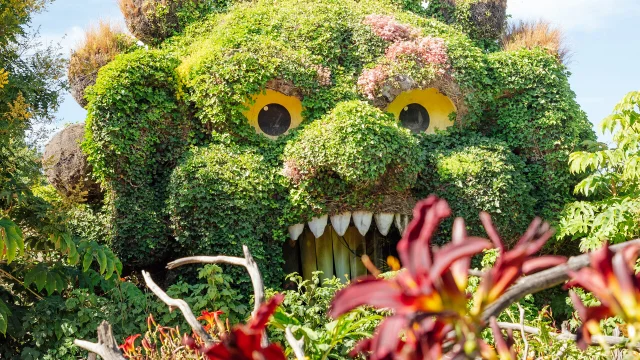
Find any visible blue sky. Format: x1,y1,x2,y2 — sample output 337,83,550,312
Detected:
32,0,640,143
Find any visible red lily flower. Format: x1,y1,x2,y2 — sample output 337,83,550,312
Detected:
118,334,141,357
472,213,566,315
566,243,640,349
187,294,287,360
330,196,493,358
330,196,563,359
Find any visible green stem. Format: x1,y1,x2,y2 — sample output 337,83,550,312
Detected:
0,268,43,300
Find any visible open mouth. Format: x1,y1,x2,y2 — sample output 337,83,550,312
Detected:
283,212,411,281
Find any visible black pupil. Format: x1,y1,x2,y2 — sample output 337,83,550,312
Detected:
258,103,291,136
399,103,430,134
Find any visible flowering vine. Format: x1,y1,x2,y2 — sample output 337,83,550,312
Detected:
358,15,451,101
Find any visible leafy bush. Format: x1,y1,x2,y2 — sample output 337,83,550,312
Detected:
558,91,640,252
83,49,191,267
167,143,287,289
267,272,383,359
283,101,423,216
417,131,536,243
2,264,246,359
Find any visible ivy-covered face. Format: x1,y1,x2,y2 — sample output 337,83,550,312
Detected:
83,0,594,286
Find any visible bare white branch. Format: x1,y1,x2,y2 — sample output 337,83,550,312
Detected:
285,326,306,360
142,270,214,345
518,304,529,360
496,322,635,348
73,321,125,360
167,245,266,318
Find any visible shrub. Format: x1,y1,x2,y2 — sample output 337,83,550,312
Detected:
166,143,287,289
68,22,137,108
2,265,246,359
267,272,383,359
502,20,570,64
283,101,423,217
83,49,191,267
416,131,536,244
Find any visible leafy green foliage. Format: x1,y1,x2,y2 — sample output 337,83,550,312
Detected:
558,91,640,251
0,217,24,264
1,264,246,359
284,101,423,216
417,131,536,243
268,272,383,359
83,49,190,267
167,143,286,288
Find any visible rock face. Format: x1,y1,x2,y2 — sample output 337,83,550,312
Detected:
44,124,102,202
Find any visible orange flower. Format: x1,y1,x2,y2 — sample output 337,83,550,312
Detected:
198,310,224,332
118,334,140,357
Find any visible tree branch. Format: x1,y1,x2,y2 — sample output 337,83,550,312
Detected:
517,304,529,360
142,270,214,345
286,326,306,360
496,322,636,349
167,245,266,318
482,239,640,322
73,321,125,360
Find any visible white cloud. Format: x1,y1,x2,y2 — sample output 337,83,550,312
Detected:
507,0,640,32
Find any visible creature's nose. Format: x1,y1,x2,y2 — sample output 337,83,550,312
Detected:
282,100,423,205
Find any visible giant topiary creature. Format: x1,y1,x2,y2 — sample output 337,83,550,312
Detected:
64,0,594,287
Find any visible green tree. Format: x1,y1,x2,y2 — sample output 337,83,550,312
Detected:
0,0,121,338
558,91,640,251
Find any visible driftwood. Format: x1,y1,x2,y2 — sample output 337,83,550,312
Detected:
73,321,125,360
74,245,307,358
142,270,214,345
286,326,306,360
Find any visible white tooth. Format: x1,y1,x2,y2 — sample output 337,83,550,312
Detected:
374,213,394,236
395,214,410,235
330,212,351,237
353,211,373,236
308,215,328,239
288,223,305,241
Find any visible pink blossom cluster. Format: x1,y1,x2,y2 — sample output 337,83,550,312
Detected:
313,65,332,86
363,14,418,42
357,65,389,100
385,37,449,68
358,15,450,100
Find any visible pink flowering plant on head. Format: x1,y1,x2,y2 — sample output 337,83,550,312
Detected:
358,15,452,101
329,196,565,359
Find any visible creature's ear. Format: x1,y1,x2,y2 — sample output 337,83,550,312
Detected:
118,0,237,46
424,0,508,45
68,21,137,108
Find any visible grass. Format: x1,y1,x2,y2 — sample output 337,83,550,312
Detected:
502,20,570,64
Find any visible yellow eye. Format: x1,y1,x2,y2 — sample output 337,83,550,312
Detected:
386,88,456,134
243,89,303,138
